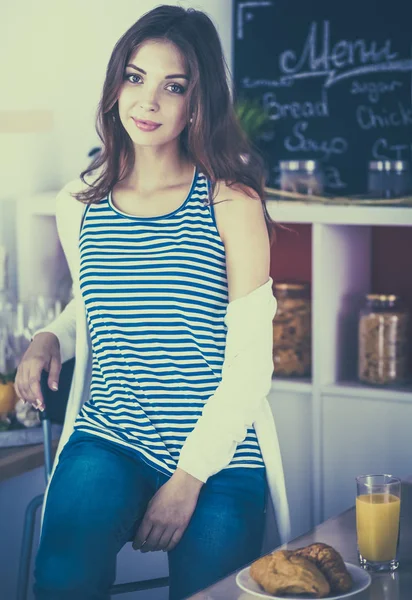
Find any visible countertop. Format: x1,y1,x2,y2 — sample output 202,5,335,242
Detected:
0,439,58,483
188,481,412,599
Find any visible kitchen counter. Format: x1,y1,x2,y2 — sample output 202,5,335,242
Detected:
188,481,412,599
0,439,58,483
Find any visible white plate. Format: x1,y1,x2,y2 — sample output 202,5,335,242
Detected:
236,561,371,599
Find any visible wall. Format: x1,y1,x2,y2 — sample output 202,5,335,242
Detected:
270,223,312,284
0,2,233,597
0,0,233,195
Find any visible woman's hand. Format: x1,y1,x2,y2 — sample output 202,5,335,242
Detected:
133,468,204,553
14,332,62,411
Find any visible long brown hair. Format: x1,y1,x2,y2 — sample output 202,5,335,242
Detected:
74,5,275,238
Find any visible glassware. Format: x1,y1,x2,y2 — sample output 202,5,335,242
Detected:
358,294,409,386
356,474,401,572
0,245,14,374
279,160,325,195
368,160,412,198
368,571,399,600
8,302,31,370
272,281,311,377
3,296,62,371
25,295,62,338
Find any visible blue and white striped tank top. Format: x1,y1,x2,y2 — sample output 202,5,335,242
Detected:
74,168,264,476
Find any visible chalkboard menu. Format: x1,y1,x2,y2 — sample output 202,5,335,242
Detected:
233,0,412,194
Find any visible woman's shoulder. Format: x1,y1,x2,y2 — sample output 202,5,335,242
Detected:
55,178,89,231
57,169,101,201
212,180,265,241
57,177,86,199
55,169,102,216
213,180,260,203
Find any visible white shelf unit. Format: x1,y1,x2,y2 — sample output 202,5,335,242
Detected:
322,381,412,403
271,377,312,394
266,198,412,394
15,191,412,540
266,197,412,536
267,198,412,226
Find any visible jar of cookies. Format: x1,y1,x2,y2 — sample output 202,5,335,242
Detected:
272,282,311,377
358,294,410,386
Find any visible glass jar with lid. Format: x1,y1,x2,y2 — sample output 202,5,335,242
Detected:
279,160,325,195
368,160,412,198
358,294,410,386
272,281,311,377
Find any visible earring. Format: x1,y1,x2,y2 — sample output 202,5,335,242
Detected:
189,116,193,124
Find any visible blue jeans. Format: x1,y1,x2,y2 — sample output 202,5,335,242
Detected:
34,431,267,600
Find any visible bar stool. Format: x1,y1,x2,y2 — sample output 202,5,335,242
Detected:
16,358,169,600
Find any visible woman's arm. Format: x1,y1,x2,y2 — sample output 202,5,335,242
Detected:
177,183,275,482
32,181,85,362
33,298,76,363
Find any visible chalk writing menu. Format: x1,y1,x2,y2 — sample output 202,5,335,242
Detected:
233,0,412,194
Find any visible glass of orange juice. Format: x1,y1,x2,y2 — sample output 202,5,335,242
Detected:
356,474,401,572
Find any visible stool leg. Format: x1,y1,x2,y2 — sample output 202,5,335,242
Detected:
42,419,53,484
16,494,44,600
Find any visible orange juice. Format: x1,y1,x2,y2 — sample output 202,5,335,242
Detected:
356,493,400,561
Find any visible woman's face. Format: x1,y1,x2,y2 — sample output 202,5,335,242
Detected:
117,39,190,149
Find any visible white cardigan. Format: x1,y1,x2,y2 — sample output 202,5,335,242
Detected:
36,179,291,544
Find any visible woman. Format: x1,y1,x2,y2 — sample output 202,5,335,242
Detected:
15,5,290,600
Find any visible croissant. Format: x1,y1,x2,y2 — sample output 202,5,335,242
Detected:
250,550,330,597
293,542,353,593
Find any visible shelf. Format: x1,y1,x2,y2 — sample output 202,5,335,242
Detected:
266,199,412,226
20,192,412,226
271,379,412,401
271,377,312,394
322,381,412,403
